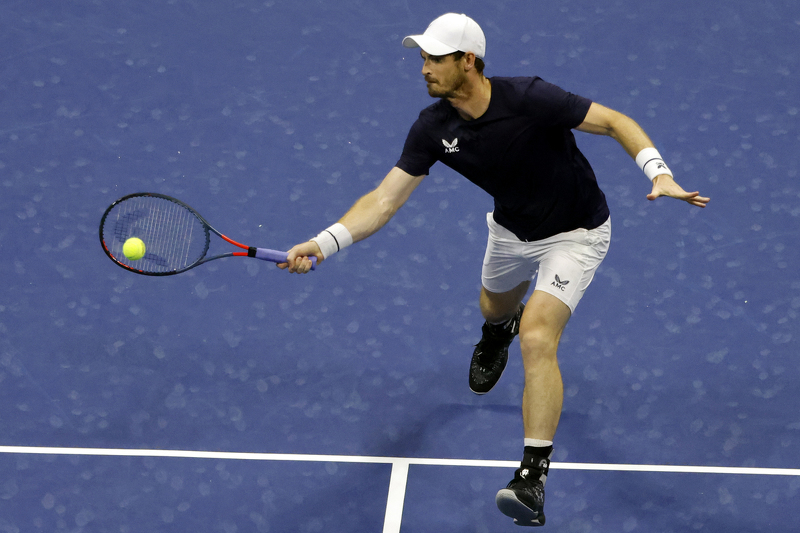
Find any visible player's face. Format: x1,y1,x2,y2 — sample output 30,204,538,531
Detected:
420,51,467,99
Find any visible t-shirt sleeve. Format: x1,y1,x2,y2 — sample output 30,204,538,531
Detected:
395,118,437,177
523,78,592,129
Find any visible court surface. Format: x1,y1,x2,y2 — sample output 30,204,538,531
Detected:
1,1,798,531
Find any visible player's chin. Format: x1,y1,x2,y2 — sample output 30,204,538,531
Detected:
426,84,445,97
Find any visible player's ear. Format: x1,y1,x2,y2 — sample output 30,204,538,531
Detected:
463,52,476,71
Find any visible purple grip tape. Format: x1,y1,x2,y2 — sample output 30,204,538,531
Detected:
254,248,316,270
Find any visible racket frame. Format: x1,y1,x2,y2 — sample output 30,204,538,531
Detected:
99,192,307,276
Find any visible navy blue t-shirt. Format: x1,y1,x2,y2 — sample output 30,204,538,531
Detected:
396,76,609,242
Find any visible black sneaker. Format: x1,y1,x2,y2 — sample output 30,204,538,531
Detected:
469,303,524,394
495,462,548,527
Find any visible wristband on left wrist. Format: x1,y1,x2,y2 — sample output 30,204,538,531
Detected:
635,147,673,181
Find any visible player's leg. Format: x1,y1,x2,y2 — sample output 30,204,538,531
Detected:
471,213,537,394
479,282,529,324
470,283,529,394
496,290,570,526
519,290,571,441
496,217,611,526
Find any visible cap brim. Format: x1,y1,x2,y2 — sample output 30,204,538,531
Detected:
402,34,458,56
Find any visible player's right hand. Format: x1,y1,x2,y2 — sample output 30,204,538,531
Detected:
279,241,323,274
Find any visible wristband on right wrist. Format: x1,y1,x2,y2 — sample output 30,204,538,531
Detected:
310,223,353,259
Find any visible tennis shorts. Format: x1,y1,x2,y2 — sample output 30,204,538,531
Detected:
481,212,611,314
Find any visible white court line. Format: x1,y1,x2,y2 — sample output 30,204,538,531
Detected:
1,446,798,533
0,446,797,476
383,460,410,533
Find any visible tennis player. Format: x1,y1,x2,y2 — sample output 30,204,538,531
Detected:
281,13,709,526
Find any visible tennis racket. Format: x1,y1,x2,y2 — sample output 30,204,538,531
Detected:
99,192,315,276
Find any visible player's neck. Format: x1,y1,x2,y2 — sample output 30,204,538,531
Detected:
450,76,491,121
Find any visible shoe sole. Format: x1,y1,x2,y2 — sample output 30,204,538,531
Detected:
496,489,545,526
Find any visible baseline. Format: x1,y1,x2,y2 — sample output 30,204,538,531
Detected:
1,446,797,533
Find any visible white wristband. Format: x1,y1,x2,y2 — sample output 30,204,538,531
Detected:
310,223,353,259
635,147,673,181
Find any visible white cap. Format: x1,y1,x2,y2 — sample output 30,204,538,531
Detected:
402,13,486,59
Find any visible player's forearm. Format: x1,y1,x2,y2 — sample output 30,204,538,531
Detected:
579,103,677,183
309,167,422,259
579,103,656,160
605,113,656,160
338,189,399,243
335,167,424,243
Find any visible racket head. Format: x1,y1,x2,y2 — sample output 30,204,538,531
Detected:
99,192,211,276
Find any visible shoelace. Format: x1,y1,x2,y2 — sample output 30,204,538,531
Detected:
512,467,546,499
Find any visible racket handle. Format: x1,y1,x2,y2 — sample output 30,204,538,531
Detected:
252,248,317,270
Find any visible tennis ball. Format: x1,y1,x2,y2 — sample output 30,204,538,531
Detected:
123,237,146,260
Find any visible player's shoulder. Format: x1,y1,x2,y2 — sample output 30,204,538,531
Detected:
491,76,547,96
493,76,580,112
416,99,453,125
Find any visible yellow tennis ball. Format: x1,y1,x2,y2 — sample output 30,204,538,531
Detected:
123,237,146,260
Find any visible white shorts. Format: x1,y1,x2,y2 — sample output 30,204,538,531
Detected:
481,212,611,314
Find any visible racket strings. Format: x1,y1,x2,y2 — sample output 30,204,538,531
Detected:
103,195,209,273
161,200,197,269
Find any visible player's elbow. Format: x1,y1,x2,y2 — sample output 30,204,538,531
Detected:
355,189,400,230
580,103,634,139
375,193,402,221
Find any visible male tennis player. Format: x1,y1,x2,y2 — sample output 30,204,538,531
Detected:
280,13,709,527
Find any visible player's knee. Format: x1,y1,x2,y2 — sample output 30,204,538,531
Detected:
482,306,517,325
480,299,514,324
519,327,560,364
479,286,526,324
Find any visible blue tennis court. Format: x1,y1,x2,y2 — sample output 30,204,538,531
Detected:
1,1,798,531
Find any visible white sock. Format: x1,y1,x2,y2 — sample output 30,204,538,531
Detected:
524,438,553,448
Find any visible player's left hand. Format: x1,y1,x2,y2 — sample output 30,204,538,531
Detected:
647,174,710,208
